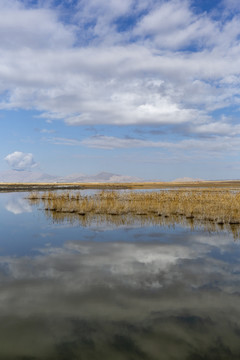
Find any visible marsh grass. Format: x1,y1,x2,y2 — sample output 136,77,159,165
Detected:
27,189,240,238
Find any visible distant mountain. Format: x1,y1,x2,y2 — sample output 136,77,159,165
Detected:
105,174,141,183
58,173,86,182
172,177,203,182
58,172,118,183
0,170,58,183
59,172,142,183
0,170,142,183
59,172,141,183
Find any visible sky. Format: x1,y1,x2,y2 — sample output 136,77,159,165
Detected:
1,0,240,181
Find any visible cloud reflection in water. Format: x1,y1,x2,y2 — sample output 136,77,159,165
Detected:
5,195,32,215
0,231,239,359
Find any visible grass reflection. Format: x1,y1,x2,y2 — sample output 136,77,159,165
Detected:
28,190,240,239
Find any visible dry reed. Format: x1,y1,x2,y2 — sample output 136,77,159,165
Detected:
28,189,240,233
28,189,240,222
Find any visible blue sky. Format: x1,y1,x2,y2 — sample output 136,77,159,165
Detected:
1,0,240,180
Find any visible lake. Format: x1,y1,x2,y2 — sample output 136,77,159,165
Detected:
0,191,240,359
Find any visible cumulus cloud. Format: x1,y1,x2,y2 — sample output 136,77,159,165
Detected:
0,1,75,50
4,151,37,171
133,0,217,50
0,0,239,142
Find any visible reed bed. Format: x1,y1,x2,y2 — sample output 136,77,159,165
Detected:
27,189,240,239
28,189,240,226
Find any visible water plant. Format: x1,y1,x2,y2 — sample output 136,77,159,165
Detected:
28,189,240,229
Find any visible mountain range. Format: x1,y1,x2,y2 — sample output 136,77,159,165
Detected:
0,170,142,183
171,177,203,182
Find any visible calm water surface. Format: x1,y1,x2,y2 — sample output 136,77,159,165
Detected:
0,192,240,359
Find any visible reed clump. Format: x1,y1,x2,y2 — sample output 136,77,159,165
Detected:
28,189,240,224
27,190,240,238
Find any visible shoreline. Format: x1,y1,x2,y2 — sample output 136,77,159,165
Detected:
1,180,240,192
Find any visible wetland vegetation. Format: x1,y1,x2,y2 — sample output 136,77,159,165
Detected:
28,188,240,238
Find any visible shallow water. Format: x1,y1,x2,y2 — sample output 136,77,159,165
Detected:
0,192,240,359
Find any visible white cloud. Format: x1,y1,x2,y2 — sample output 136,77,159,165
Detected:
39,129,56,134
81,135,240,155
46,137,82,146
223,0,240,11
4,151,37,170
45,131,240,159
190,121,240,136
0,1,75,50
82,135,168,149
133,0,215,50
0,0,239,139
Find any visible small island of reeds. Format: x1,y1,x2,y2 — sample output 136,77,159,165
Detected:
28,188,240,238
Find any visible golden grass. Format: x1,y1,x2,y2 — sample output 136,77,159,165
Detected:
3,179,240,192
26,189,240,239
28,189,240,233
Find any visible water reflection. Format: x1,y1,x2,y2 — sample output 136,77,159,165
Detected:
40,207,240,240
0,193,240,359
0,238,240,359
6,194,32,214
